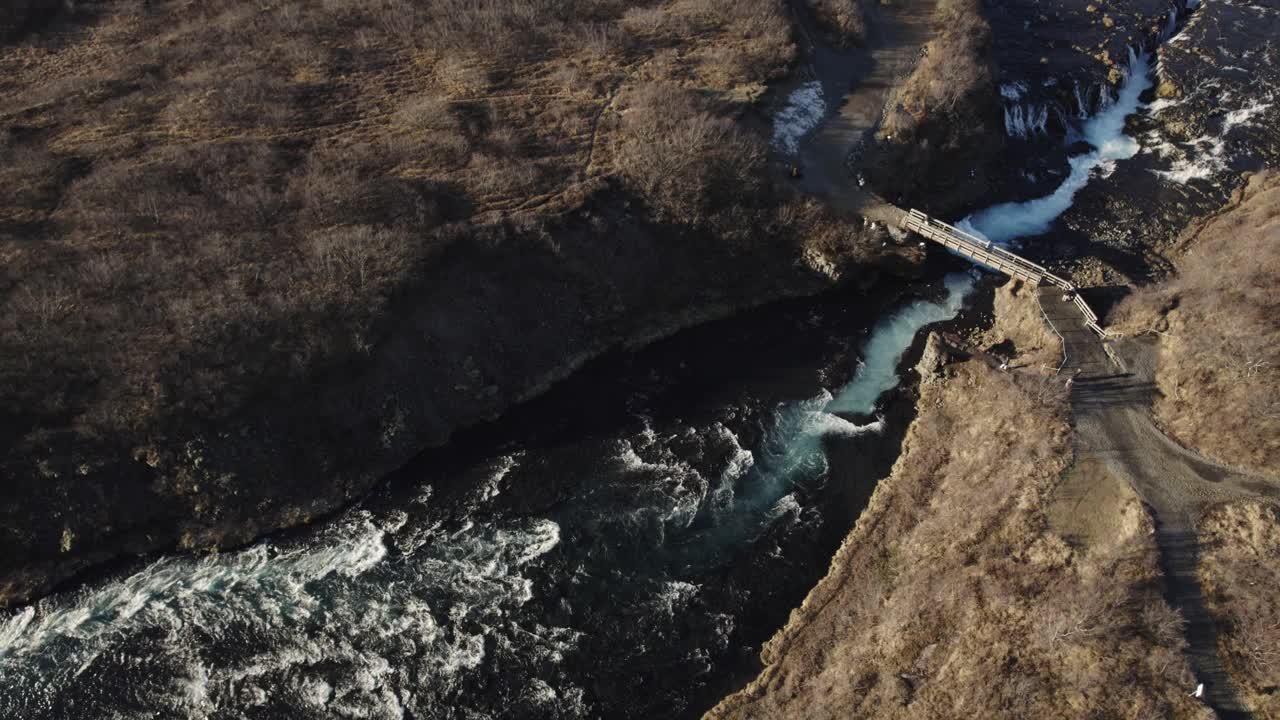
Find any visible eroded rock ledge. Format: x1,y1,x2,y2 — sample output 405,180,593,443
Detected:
707,291,1203,719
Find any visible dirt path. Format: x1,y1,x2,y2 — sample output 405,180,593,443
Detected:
1045,288,1273,718
789,0,935,226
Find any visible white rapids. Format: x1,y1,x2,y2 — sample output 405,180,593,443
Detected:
959,48,1154,244
0,274,974,719
0,501,575,719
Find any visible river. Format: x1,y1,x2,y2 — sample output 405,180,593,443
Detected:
0,275,976,720
0,0,1200,713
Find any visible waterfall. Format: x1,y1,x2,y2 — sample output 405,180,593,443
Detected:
1099,85,1115,109
1000,81,1028,101
1073,82,1091,118
1004,103,1050,138
960,47,1153,244
1054,105,1073,134
1159,7,1178,41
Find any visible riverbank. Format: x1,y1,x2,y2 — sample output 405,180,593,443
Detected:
708,282,1207,718
1112,171,1280,475
0,263,983,719
0,0,929,608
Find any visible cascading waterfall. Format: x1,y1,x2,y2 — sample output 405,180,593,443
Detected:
959,46,1154,244
1073,81,1092,118
1099,84,1115,109
1160,6,1178,41
1004,103,1050,138
1002,80,1050,138
1054,105,1073,133
675,272,974,559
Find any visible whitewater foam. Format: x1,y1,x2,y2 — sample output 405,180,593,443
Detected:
0,266,981,719
0,509,567,718
474,452,522,502
1000,81,1028,100
612,428,710,530
711,423,754,514
959,48,1153,244
766,493,803,521
1155,99,1272,183
652,581,699,617
702,272,973,544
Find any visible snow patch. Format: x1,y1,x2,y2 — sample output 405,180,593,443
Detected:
771,81,825,155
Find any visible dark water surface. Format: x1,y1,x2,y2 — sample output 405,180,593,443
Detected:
0,274,974,720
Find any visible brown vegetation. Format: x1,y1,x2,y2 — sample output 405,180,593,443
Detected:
0,0,803,443
867,0,1002,213
0,0,900,604
982,279,1063,370
1113,171,1280,474
805,0,869,47
891,0,992,117
0,0,818,446
1198,501,1280,718
709,316,1204,718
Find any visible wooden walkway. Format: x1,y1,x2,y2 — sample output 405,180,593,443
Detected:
900,209,1109,339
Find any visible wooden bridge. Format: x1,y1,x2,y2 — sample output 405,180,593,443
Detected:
901,209,1109,339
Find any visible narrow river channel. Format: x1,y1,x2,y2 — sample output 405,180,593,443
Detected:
0,276,975,719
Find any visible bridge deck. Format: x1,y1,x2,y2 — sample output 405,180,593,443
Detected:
900,208,1109,339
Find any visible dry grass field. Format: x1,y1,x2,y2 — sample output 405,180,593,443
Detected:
1114,171,1280,474
1198,500,1280,719
0,0,802,449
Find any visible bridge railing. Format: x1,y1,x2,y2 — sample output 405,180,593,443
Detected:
902,209,1110,339
903,210,1069,287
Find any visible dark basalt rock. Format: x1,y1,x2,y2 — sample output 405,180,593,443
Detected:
990,0,1172,115
977,0,1279,286
982,0,1183,208
1056,0,1280,280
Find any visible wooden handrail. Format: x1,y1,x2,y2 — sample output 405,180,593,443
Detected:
901,208,1110,338
902,212,1061,285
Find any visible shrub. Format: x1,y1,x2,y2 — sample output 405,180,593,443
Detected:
304,225,415,300
1199,501,1280,716
894,0,991,120
621,6,669,35
615,83,766,226
806,0,867,47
